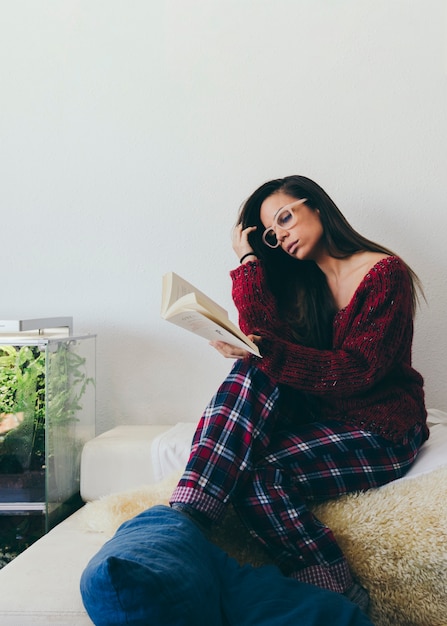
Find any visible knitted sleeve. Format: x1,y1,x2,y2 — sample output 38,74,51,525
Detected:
231,257,414,398
230,260,283,334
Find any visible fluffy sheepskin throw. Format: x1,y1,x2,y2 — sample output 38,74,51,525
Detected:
80,466,447,626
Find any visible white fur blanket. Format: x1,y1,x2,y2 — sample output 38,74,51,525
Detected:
80,466,447,626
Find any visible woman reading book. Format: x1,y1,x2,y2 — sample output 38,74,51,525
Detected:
170,175,428,612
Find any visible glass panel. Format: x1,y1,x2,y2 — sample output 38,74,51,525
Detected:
0,335,96,532
45,336,96,527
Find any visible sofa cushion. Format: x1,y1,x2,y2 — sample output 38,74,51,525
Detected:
80,505,372,626
80,425,173,501
0,507,104,625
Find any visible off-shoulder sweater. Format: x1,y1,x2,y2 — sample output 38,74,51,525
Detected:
230,256,428,443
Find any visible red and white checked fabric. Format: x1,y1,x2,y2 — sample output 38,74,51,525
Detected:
170,360,424,593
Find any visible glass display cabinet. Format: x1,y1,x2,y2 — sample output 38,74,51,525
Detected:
0,318,96,555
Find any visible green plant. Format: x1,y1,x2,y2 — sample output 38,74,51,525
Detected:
47,343,94,424
0,341,94,472
0,345,45,470
1,346,45,414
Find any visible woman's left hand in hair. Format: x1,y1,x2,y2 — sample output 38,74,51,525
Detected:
232,224,257,260
210,334,262,359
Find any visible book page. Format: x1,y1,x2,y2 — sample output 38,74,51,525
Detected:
161,272,227,321
166,310,260,356
161,271,261,357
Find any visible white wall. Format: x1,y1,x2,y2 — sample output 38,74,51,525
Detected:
1,0,446,434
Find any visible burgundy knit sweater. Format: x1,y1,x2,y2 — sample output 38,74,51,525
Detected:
230,256,428,444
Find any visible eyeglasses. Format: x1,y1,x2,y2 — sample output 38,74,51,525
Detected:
262,198,308,248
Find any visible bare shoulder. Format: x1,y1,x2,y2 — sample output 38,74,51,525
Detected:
332,252,392,310
357,251,392,274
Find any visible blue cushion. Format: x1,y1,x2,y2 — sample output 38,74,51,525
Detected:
220,557,372,626
80,505,223,626
80,505,373,626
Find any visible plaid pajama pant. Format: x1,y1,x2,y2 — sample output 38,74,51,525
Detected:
170,360,424,593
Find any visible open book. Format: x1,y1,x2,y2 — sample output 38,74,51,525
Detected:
161,272,261,357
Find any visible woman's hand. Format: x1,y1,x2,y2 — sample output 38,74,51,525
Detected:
232,224,257,261
210,335,262,359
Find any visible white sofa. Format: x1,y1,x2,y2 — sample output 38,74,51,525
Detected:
0,423,194,625
0,412,446,625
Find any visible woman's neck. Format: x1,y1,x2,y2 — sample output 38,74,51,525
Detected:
318,251,390,311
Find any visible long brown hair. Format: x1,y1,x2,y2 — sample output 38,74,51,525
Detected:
237,175,423,348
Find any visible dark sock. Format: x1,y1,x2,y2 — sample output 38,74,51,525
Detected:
170,503,212,534
344,582,369,614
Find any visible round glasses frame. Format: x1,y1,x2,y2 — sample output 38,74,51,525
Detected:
262,198,308,248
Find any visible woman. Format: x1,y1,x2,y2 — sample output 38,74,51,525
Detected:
170,175,428,610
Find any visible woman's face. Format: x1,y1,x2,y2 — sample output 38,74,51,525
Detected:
260,192,324,260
